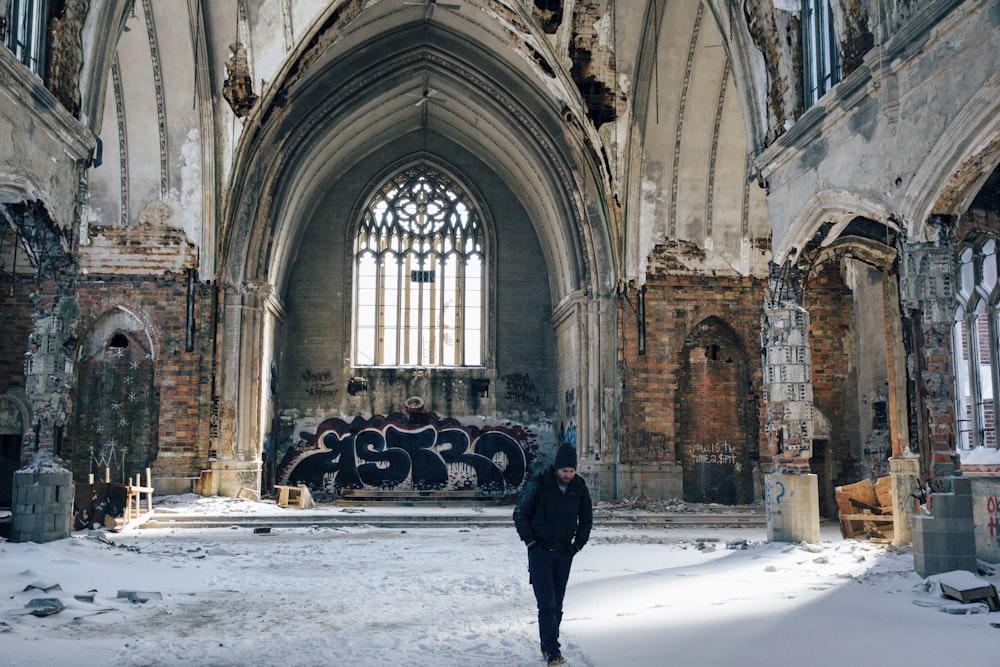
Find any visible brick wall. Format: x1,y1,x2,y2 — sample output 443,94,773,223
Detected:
0,281,34,390
803,260,853,480
619,258,765,502
68,276,214,480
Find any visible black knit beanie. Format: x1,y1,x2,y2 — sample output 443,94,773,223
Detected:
553,443,577,470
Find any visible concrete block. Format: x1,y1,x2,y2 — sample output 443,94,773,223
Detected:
767,473,820,543
918,517,975,534
912,508,978,577
50,471,72,486
951,477,972,496
20,485,42,505
931,496,974,520
917,530,975,555
915,553,978,578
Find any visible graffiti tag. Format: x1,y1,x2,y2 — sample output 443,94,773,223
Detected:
277,416,528,495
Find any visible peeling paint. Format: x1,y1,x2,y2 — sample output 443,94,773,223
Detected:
529,0,563,34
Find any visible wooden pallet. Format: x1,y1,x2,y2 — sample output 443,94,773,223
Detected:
835,476,893,539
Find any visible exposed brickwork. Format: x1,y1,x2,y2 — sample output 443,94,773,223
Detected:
68,277,215,480
803,260,853,479
619,259,765,502
0,282,34,391
676,317,757,503
900,227,959,481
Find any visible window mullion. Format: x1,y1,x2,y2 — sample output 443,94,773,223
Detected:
436,252,446,366
403,252,413,364
989,304,1000,448
375,255,385,364
395,253,403,366
429,253,438,366
969,311,985,448
455,257,465,365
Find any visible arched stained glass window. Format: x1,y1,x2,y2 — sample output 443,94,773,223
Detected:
354,163,485,367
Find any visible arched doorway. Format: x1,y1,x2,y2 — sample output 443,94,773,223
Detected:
676,317,757,504
66,309,158,486
0,392,29,507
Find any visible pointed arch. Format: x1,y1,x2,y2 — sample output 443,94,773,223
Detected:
349,158,493,368
675,315,758,504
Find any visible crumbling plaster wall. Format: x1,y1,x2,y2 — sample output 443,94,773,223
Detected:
629,0,772,288
1,25,93,464
0,49,93,232
81,0,209,287
743,0,802,143
742,0,881,147
756,0,1000,259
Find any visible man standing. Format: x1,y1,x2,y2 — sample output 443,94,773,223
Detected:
513,442,593,666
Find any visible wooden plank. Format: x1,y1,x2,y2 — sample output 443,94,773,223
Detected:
839,513,893,522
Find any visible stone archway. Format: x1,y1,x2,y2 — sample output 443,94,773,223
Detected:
66,309,158,488
215,6,619,497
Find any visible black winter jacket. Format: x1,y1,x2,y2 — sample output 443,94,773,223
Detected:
512,468,593,553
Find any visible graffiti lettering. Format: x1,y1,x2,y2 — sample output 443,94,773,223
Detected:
691,441,741,467
565,388,576,418
276,415,529,495
301,369,339,397
502,373,540,406
988,496,1000,547
302,370,333,382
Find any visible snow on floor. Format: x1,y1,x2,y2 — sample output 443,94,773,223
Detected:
1,495,998,666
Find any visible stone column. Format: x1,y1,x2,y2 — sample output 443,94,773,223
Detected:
899,222,958,481
889,453,921,546
762,262,820,543
209,281,264,497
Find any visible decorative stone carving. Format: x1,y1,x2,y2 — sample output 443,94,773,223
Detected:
223,42,258,118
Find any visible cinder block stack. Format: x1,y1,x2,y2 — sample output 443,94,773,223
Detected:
912,477,976,577
10,468,75,543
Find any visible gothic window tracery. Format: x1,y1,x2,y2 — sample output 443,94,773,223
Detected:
353,163,485,368
954,238,999,450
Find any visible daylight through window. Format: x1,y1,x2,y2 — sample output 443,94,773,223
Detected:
954,238,999,450
2,0,50,77
802,0,841,109
354,163,485,368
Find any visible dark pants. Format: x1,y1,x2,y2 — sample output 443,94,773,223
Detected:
528,547,574,659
